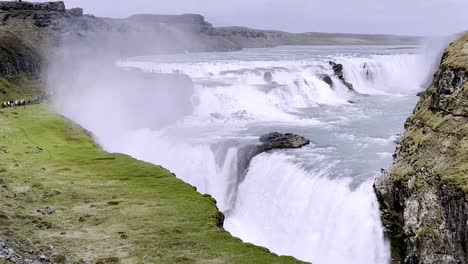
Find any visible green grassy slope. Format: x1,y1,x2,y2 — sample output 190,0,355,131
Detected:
0,104,302,264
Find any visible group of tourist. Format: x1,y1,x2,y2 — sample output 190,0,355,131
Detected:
0,93,51,109
1,99,31,108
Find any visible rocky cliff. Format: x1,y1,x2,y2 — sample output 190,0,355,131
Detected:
0,1,82,27
0,30,42,80
374,32,468,264
0,1,78,82
0,1,422,61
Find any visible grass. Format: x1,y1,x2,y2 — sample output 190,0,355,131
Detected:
0,104,302,264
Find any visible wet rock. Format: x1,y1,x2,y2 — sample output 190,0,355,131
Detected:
329,61,355,91
260,132,310,150
320,74,333,87
263,71,273,83
237,132,310,181
236,144,266,181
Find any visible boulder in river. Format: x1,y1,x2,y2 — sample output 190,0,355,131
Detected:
260,132,310,150
236,132,310,182
263,71,273,83
329,61,355,91
320,74,333,87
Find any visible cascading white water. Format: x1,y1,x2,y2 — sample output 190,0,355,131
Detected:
225,153,389,263
54,44,443,264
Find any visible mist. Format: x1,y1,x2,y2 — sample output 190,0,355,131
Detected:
41,0,468,35
48,31,196,146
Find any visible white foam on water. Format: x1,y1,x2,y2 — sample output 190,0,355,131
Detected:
224,153,390,264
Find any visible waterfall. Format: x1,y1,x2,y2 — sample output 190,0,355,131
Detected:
53,45,441,264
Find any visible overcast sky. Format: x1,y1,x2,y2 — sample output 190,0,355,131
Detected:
50,0,467,35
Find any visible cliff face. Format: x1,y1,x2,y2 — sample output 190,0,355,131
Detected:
0,1,82,27
0,1,80,81
0,31,42,80
0,1,422,61
374,33,468,264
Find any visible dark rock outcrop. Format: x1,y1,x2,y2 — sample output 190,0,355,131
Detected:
329,61,354,91
320,74,333,87
227,132,310,212
0,1,78,28
260,132,310,150
263,72,273,83
0,32,42,80
374,33,468,264
430,67,467,115
237,132,310,181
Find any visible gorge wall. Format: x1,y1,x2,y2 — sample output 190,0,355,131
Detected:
0,1,422,59
374,32,468,264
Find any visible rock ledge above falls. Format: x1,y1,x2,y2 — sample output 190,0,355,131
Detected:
236,132,310,183
260,132,310,150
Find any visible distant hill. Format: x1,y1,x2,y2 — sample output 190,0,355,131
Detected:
215,26,421,48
